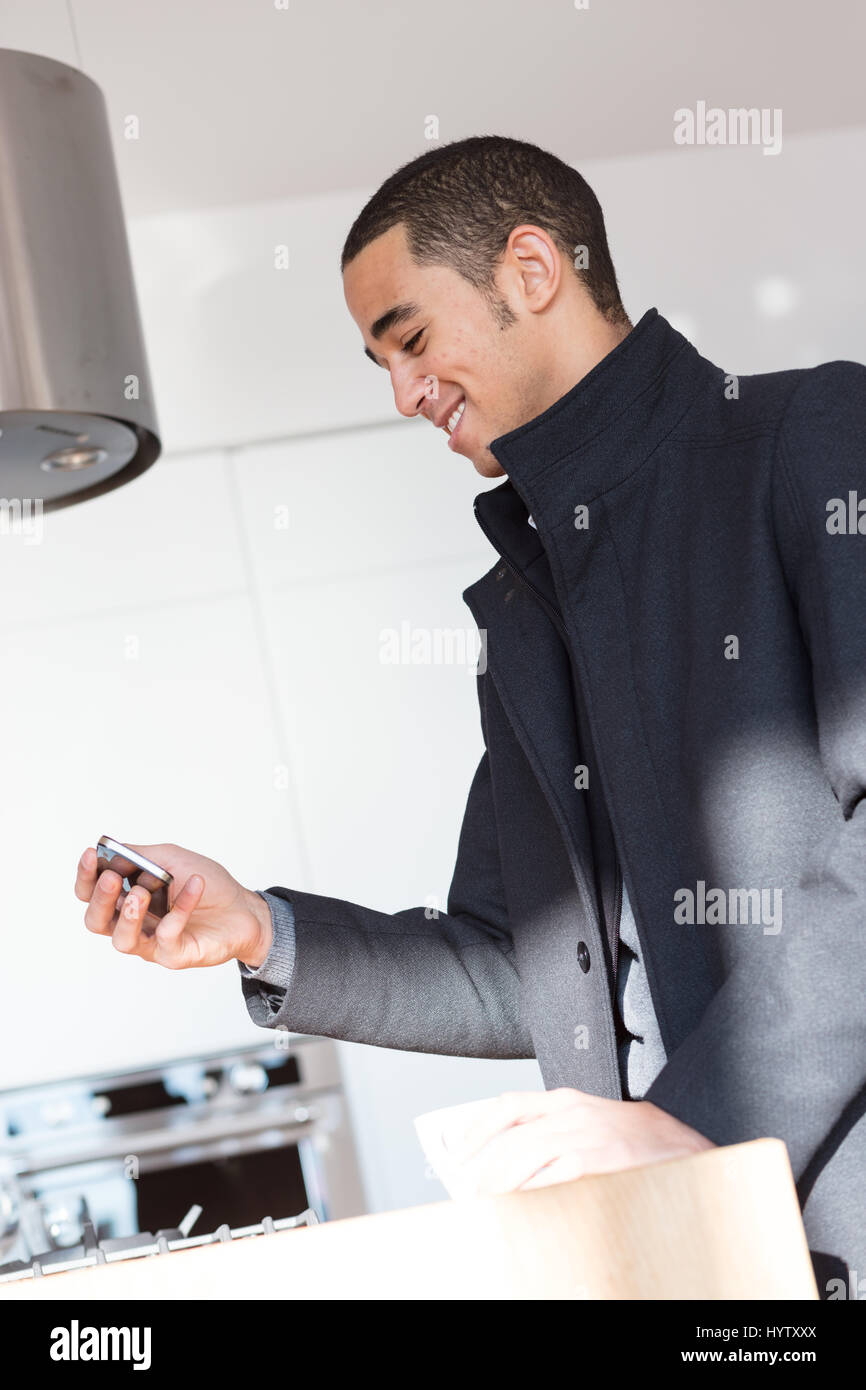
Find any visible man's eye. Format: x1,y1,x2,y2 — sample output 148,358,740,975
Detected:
403,330,425,353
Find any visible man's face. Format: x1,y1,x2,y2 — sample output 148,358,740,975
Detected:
343,223,551,478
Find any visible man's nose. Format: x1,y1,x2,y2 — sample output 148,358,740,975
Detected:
391,364,430,419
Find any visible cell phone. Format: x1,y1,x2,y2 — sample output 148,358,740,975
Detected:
95,836,173,934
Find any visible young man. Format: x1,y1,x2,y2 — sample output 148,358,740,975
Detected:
77,136,866,1286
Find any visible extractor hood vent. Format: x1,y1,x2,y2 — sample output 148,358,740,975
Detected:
0,49,160,512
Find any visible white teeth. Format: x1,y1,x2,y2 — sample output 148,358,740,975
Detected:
446,399,466,435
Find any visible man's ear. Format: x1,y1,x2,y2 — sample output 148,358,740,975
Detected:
502,224,561,313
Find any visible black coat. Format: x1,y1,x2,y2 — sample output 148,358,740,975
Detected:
257,309,866,1285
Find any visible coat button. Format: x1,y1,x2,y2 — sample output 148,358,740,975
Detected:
577,941,591,974
496,566,507,580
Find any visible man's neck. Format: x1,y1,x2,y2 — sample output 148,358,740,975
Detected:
537,314,634,416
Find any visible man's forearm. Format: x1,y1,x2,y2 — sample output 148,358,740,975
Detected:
237,883,534,1059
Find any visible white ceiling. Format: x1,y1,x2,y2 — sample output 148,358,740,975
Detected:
1,0,864,217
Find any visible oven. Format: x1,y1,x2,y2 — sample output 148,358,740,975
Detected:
0,1036,365,1282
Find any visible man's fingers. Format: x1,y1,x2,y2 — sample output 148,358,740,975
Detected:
83,868,124,936
518,1151,586,1192
111,885,152,955
461,1107,617,1197
459,1112,583,1197
442,1088,582,1163
154,875,204,957
74,847,98,903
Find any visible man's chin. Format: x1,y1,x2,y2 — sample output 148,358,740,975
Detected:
470,449,506,479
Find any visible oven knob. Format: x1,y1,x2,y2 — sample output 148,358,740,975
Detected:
228,1063,267,1095
44,1202,81,1248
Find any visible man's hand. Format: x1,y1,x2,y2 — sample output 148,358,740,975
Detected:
75,843,273,971
436,1087,715,1197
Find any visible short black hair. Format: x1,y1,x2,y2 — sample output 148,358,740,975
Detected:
341,134,629,328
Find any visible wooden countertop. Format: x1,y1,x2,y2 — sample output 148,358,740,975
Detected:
0,1138,819,1300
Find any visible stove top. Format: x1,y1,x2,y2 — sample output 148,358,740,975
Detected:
0,1203,319,1284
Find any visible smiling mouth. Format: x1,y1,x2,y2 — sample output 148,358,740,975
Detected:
445,398,465,448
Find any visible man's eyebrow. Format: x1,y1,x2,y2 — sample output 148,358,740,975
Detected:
363,300,422,366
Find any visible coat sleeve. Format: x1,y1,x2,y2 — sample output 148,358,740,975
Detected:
242,673,534,1059
646,360,866,1182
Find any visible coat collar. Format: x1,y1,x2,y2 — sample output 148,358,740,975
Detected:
474,308,720,554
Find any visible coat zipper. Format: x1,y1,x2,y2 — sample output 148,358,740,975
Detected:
472,500,623,980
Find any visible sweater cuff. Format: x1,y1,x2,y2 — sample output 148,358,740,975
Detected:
237,891,297,988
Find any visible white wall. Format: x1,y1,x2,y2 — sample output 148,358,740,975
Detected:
2,125,864,1214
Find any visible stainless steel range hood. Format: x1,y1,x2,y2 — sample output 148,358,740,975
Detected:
0,49,160,512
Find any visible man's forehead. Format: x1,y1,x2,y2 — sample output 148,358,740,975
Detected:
345,232,418,318
345,223,403,276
